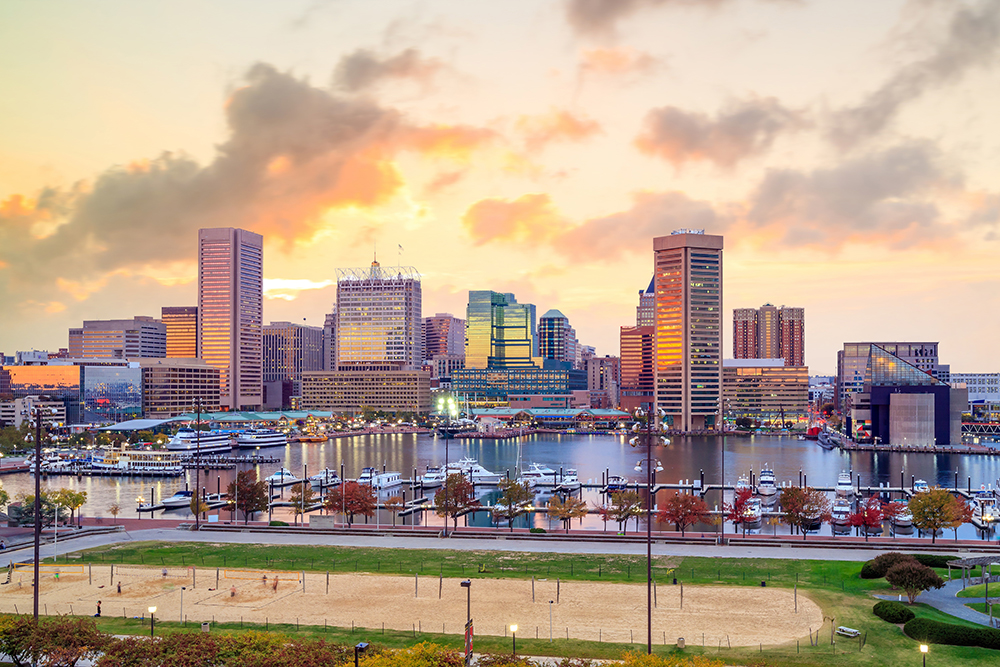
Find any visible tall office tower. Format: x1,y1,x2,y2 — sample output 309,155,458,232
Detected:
778,306,805,367
322,311,336,371
587,355,620,408
539,310,577,366
619,326,654,413
757,304,780,359
263,321,324,394
733,308,757,359
161,307,198,358
636,278,655,327
68,317,166,359
198,227,263,410
464,291,538,369
423,313,465,361
336,260,422,370
653,231,723,431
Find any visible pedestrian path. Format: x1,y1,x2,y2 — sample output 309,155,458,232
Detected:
877,578,999,627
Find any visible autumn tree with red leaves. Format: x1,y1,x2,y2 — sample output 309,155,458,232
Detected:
847,496,884,542
657,492,709,537
725,487,753,534
323,481,376,526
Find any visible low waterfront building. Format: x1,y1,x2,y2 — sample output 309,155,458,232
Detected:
508,391,591,409
450,367,587,408
68,316,166,359
300,369,431,415
722,359,809,426
136,358,221,418
0,397,67,428
472,407,629,429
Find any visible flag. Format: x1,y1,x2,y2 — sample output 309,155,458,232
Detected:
399,244,404,252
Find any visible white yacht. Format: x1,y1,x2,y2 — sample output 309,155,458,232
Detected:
166,428,234,455
418,466,447,488
520,462,557,487
161,490,194,509
554,469,581,492
742,497,763,527
606,474,629,492
447,457,502,485
836,471,853,497
757,466,777,498
357,466,402,489
236,429,287,449
913,479,930,493
264,468,300,485
308,469,341,488
893,508,913,528
736,475,751,493
831,498,852,527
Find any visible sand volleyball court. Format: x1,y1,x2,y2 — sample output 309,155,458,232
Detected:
0,564,822,646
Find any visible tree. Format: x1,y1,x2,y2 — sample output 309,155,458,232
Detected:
779,486,831,540
189,493,210,519
0,485,9,513
226,470,269,524
107,503,121,526
492,480,533,531
10,491,61,527
885,560,945,604
908,487,965,545
657,492,708,537
725,487,753,535
598,490,644,533
881,500,906,538
435,473,477,529
288,482,317,526
323,481,376,526
53,489,87,526
384,495,404,527
847,496,884,542
735,417,752,430
547,495,588,533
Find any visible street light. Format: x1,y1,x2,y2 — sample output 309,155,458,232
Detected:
630,405,667,656
354,642,369,667
461,580,473,665
437,396,458,537
548,600,554,642
920,643,928,667
510,624,518,656
148,606,156,637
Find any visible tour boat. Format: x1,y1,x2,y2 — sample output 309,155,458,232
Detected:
308,469,341,488
554,469,582,492
235,429,288,449
165,428,235,455
357,467,402,489
831,498,852,527
418,466,447,488
90,444,183,476
836,471,854,497
264,468,300,485
913,479,930,493
447,457,502,485
757,466,777,498
161,490,194,509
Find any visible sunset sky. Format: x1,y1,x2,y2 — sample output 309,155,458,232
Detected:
3,0,1000,375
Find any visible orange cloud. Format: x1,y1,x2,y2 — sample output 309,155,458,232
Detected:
461,194,566,245
515,109,602,151
579,47,659,76
400,125,496,161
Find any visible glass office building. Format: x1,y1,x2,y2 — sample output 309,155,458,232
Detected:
0,365,82,423
162,306,198,358
464,291,538,370
81,366,143,423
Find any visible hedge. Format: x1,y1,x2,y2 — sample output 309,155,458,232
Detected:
873,600,915,624
913,554,959,570
904,618,1000,650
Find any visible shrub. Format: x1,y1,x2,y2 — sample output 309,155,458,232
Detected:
873,600,916,624
529,527,546,534
886,561,945,604
904,617,1000,650
912,554,958,569
269,520,289,526
860,552,916,579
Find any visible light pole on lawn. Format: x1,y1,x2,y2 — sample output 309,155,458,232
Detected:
194,398,202,529
630,404,667,656
437,396,458,537
148,606,156,637
510,624,517,657
920,643,928,667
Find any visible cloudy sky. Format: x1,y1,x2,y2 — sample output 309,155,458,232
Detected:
2,0,1000,375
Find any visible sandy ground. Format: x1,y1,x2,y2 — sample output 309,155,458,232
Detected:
0,565,822,646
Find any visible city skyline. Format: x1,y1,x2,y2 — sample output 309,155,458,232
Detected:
3,1,1000,375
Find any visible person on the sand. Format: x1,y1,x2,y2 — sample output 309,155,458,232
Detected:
272,576,278,592
230,585,237,597
117,582,121,594
94,601,101,617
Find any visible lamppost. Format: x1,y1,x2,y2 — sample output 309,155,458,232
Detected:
510,624,518,657
629,405,667,656
920,643,928,667
194,399,202,529
461,579,473,665
148,606,156,637
437,396,458,537
548,600,554,642
26,405,48,622
354,642,369,667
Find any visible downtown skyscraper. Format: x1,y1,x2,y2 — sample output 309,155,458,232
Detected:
733,304,805,366
653,231,723,431
197,228,263,410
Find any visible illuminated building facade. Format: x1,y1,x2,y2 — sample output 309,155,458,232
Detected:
619,325,653,413
162,306,198,358
68,317,166,359
300,369,431,414
732,304,804,366
464,291,538,370
424,313,465,362
197,227,263,410
137,358,221,418
722,359,809,424
539,309,578,367
263,321,324,393
653,231,723,431
81,365,143,422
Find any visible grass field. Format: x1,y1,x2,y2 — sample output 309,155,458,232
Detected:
54,542,999,666
957,582,1000,598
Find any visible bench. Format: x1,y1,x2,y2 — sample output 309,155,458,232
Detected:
836,626,860,638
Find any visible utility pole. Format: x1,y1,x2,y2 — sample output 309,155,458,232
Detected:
194,399,202,529
33,407,42,621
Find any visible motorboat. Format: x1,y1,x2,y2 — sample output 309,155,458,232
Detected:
554,469,581,492
235,429,288,449
447,457,502,485
836,471,853,497
913,479,930,493
757,467,777,498
742,497,763,528
736,475,751,493
165,428,235,455
264,468,300,485
606,474,630,492
831,498,852,527
418,465,447,488
308,469,341,488
520,462,557,487
357,467,402,489
161,490,194,509
892,508,913,528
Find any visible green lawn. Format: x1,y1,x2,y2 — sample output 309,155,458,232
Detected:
957,582,1000,598
965,602,999,616
55,542,1000,666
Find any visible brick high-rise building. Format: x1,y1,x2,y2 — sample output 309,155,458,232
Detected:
423,313,465,361
263,321,324,394
619,325,653,414
732,304,805,367
653,231,723,431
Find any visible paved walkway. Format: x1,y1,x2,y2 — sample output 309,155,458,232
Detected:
878,578,1000,627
